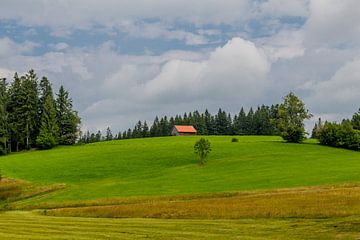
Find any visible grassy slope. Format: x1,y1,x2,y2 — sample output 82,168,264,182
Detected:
0,211,359,240
0,136,360,203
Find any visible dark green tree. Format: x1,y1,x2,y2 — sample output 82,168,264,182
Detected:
142,121,150,137
56,86,81,145
36,93,59,150
311,118,323,139
95,130,102,142
352,108,360,130
105,127,113,141
0,78,9,155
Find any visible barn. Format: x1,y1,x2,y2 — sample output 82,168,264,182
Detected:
172,125,197,136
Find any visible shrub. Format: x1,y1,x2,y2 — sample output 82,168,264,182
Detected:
36,132,57,150
194,138,211,165
231,137,239,142
319,121,360,151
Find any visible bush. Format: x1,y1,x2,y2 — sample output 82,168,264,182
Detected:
231,137,239,142
194,138,211,165
36,132,57,150
319,121,360,151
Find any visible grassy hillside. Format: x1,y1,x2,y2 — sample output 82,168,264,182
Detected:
1,136,360,204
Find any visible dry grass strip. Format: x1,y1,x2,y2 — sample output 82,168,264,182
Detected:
45,184,360,219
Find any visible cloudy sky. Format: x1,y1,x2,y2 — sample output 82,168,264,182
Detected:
0,0,359,133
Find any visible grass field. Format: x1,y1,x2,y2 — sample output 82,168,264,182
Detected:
1,136,360,204
1,136,360,239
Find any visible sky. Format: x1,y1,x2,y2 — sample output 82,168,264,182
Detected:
0,0,360,133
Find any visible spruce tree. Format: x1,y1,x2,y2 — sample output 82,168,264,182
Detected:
105,127,113,141
8,73,25,151
0,78,9,155
352,108,360,130
142,121,150,137
36,94,59,150
95,131,102,142
56,85,81,145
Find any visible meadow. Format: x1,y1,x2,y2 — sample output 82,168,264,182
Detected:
1,136,360,239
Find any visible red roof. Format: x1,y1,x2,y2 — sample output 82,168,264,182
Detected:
174,125,197,133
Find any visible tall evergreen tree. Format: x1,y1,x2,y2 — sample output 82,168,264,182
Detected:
0,78,9,155
8,73,25,151
56,85,81,145
105,127,113,141
22,70,40,149
142,121,150,137
352,108,360,130
36,94,59,149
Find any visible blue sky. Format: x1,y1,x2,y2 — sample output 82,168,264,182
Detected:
0,0,360,132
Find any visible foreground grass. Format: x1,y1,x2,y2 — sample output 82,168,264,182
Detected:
0,211,359,240
1,136,360,204
41,184,360,219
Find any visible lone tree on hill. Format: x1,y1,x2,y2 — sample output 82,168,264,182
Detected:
276,92,312,143
194,138,211,165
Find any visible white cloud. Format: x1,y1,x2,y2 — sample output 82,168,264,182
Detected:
0,37,38,57
305,0,360,47
258,0,309,17
49,42,70,51
306,58,360,114
1,0,360,133
119,21,209,45
0,0,251,29
260,29,305,61
139,38,270,104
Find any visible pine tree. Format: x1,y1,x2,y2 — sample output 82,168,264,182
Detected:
105,127,113,141
234,107,247,135
95,131,102,142
150,116,160,137
246,108,254,135
352,108,360,130
56,85,81,145
126,128,132,139
24,70,40,148
142,121,150,137
8,73,25,151
311,118,323,139
36,94,59,150
0,78,9,155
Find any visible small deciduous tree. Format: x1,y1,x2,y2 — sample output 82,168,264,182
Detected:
276,92,312,143
194,138,211,165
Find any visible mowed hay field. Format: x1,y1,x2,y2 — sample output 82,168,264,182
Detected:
0,211,359,240
1,136,360,239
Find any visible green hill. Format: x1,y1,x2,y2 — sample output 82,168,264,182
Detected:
1,136,359,203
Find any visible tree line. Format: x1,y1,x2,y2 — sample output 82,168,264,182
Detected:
0,70,80,155
312,109,360,151
80,105,281,143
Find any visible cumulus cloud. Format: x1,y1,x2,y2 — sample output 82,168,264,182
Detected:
306,58,360,114
305,0,360,47
1,0,360,133
258,0,309,17
0,0,251,28
0,37,39,57
81,38,271,130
